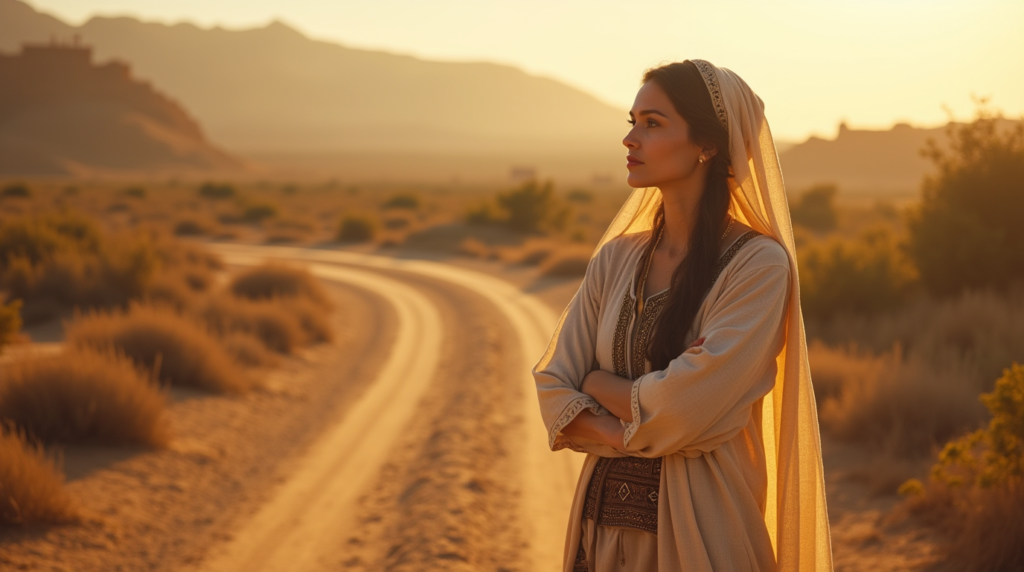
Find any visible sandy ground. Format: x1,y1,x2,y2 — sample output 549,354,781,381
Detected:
0,243,946,571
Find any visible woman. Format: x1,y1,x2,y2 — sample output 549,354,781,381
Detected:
533,60,833,572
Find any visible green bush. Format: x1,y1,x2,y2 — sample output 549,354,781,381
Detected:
198,182,236,199
798,225,920,321
928,362,1024,489
906,102,1024,297
790,184,838,232
337,215,375,242
899,363,1024,571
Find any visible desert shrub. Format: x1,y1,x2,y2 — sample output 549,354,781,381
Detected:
497,180,569,234
198,182,236,199
381,193,420,210
242,202,278,222
220,331,279,368
900,363,1024,571
142,273,198,312
809,285,1024,391
280,296,333,344
906,102,1024,297
174,218,211,236
807,340,873,407
517,247,553,266
790,184,838,232
566,189,594,203
0,348,169,446
66,304,247,393
818,343,985,454
458,237,491,258
122,186,146,199
337,215,375,242
382,216,410,230
465,202,503,225
0,423,77,525
540,252,590,278
1,183,31,198
0,299,22,352
798,225,919,321
0,213,174,312
199,295,306,354
229,262,330,308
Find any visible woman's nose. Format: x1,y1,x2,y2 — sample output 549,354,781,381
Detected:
622,131,638,149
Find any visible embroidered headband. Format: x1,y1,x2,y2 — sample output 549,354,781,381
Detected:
689,59,729,131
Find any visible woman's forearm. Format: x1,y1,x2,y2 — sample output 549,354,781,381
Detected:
581,370,634,422
561,409,626,449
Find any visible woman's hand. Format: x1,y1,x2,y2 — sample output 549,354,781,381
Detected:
561,409,626,450
580,337,705,423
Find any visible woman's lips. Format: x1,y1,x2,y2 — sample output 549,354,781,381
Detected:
626,155,644,168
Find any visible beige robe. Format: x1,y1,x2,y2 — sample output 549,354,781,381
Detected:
534,229,792,572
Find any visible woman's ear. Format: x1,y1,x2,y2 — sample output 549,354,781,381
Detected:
703,144,719,160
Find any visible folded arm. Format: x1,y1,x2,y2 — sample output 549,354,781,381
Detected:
620,260,792,458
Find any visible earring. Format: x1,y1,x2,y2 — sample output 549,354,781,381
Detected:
698,155,706,164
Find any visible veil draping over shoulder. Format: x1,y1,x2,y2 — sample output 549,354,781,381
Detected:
588,59,834,570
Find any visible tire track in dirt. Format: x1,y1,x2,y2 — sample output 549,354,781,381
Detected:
188,255,443,572
321,270,531,571
208,244,584,571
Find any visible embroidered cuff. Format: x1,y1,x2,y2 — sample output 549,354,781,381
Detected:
549,394,603,450
622,377,643,447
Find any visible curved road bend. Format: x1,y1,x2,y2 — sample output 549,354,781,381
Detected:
201,244,584,571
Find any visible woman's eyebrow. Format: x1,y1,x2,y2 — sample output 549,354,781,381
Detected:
629,109,670,119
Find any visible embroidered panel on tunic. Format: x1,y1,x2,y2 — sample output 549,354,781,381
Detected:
581,230,763,541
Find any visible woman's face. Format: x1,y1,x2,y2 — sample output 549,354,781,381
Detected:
622,81,707,189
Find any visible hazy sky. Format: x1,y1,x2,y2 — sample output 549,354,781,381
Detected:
27,0,1024,142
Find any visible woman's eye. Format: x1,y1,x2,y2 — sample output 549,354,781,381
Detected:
647,119,659,127
627,118,636,126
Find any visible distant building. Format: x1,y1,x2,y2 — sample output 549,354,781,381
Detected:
0,38,239,176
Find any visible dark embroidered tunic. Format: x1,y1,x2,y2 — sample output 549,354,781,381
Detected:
580,229,762,541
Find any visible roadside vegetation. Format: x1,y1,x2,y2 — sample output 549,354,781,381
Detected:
798,102,1024,568
0,205,335,529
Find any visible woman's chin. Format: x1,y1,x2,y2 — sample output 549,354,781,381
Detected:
625,173,650,188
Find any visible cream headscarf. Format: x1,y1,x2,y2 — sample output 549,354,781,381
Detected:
590,59,833,571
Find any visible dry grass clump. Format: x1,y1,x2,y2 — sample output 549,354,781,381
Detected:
458,237,493,259
0,348,169,446
200,295,305,354
539,250,591,278
0,211,225,323
282,296,334,344
813,343,985,454
66,304,247,394
810,285,1024,388
0,423,77,525
219,331,280,368
142,273,200,312
228,262,330,308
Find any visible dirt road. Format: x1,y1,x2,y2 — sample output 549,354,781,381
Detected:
199,244,585,571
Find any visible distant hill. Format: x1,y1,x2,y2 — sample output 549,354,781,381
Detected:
0,41,242,176
0,0,626,158
778,122,942,198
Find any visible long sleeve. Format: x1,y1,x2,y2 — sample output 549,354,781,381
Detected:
622,251,792,459
533,245,624,456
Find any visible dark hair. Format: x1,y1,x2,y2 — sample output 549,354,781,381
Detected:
642,61,733,371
